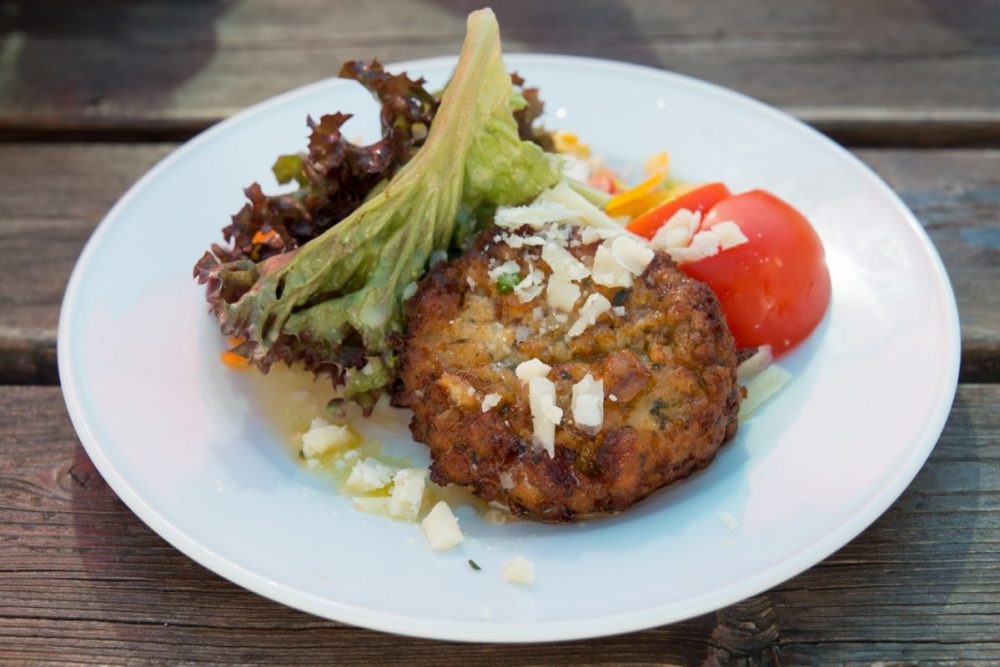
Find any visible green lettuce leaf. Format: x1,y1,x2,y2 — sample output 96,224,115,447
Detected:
197,8,560,412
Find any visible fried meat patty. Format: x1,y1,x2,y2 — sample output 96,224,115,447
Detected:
395,226,740,521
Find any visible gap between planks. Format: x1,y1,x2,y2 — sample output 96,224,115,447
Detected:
2,114,999,148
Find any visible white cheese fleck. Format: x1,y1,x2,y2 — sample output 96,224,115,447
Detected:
650,208,701,252
513,263,546,304
567,293,612,337
717,511,739,532
668,229,722,264
541,242,590,281
388,468,427,521
539,181,622,230
612,306,625,317
546,275,581,312
429,250,448,266
736,344,774,382
515,358,552,383
713,221,749,250
487,260,521,281
591,242,633,287
421,501,464,551
301,421,356,459
345,458,396,494
466,276,477,289
502,555,535,584
481,392,502,412
499,471,515,490
739,364,792,419
579,225,620,244
495,202,577,228
507,234,547,248
571,374,604,431
609,393,618,402
611,235,655,276
528,376,562,457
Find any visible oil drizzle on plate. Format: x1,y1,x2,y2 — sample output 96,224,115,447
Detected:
238,363,500,521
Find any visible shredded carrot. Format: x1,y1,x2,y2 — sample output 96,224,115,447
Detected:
645,151,670,177
252,229,277,245
605,172,667,218
220,351,250,368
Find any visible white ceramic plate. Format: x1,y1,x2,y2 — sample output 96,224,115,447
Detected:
59,55,959,642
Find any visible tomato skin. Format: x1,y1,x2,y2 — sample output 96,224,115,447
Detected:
680,190,831,354
626,182,731,238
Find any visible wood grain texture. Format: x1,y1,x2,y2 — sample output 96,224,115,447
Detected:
0,384,997,664
1,0,998,145
0,144,996,382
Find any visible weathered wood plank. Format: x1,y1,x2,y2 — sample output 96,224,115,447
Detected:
0,144,996,382
1,0,998,145
0,384,997,664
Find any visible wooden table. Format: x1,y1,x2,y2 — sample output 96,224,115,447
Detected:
2,1,998,663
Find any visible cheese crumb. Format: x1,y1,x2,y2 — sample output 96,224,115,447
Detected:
611,235,655,276
579,226,620,244
650,209,701,252
388,468,427,521
421,501,464,551
717,511,739,532
547,275,581,312
528,376,562,456
591,242,633,287
504,234,547,248
502,555,535,584
571,374,604,431
667,229,722,264
541,242,590,281
739,364,792,419
713,221,749,250
481,392,502,412
495,202,577,228
345,458,396,493
513,265,546,304
736,344,774,382
301,419,356,459
612,306,625,317
567,293,612,337
515,358,552,383
487,260,521,281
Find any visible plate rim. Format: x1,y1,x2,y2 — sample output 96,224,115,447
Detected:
57,53,961,643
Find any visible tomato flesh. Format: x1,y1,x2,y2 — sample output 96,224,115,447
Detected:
679,190,831,354
625,182,731,239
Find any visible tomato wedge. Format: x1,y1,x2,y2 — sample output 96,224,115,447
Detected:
680,190,831,354
625,182,731,239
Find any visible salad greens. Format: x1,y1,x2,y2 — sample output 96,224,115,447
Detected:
201,61,439,266
195,9,561,412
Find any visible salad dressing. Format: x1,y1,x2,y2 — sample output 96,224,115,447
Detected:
242,363,497,519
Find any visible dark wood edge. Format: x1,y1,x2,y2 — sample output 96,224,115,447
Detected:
2,116,999,148
0,327,58,385
2,335,993,386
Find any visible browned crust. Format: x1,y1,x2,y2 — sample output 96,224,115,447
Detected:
396,226,740,522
